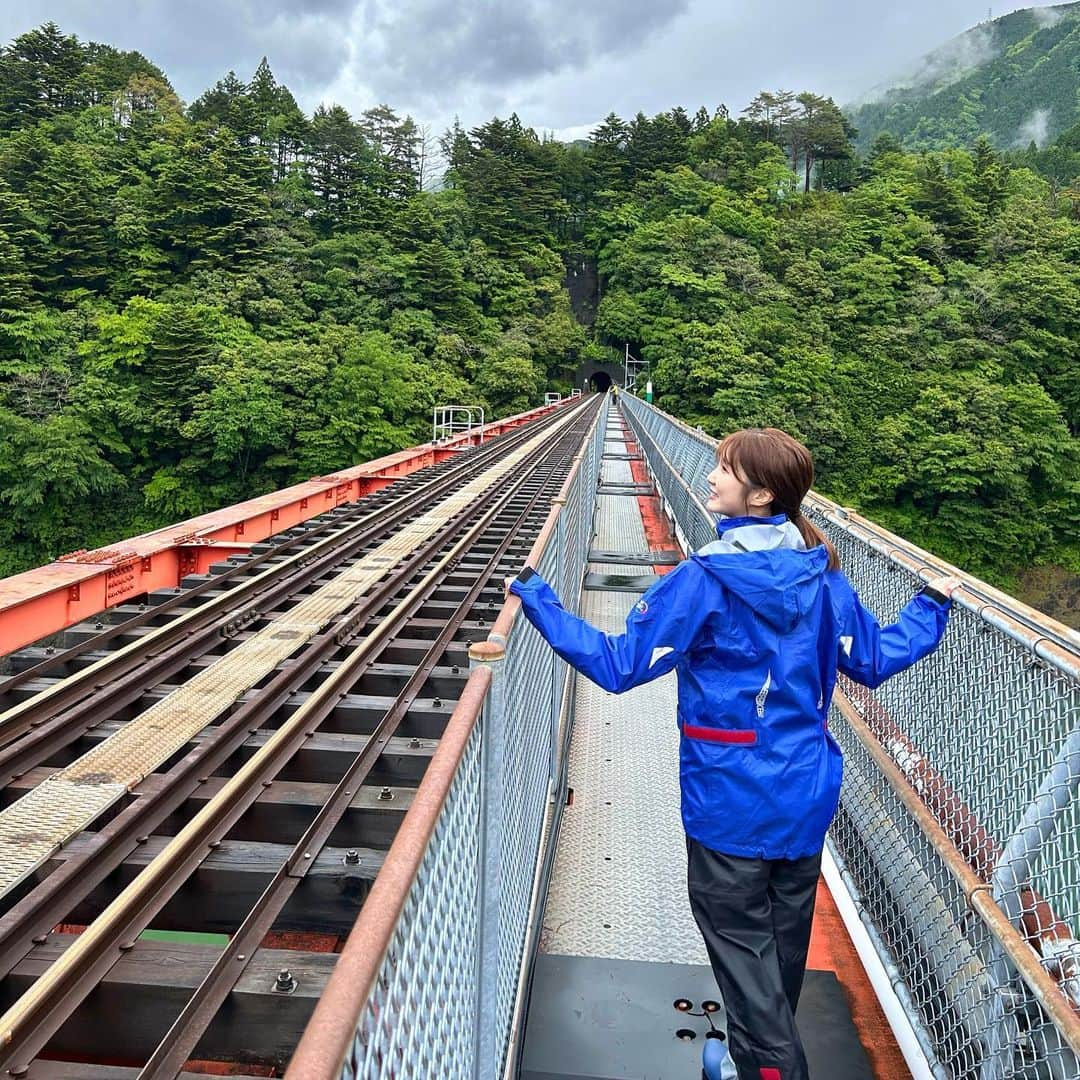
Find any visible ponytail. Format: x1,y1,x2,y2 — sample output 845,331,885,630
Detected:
791,509,840,570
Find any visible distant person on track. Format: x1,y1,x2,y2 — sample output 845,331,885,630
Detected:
507,426,959,1080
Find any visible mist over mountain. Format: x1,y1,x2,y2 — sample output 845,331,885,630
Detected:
847,2,1080,151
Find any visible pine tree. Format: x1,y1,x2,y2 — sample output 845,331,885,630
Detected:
0,23,86,130
143,304,218,432
971,135,1008,213
590,113,628,189
307,104,364,232
32,144,111,300
248,58,308,179
411,240,477,332
0,182,40,306
189,70,257,143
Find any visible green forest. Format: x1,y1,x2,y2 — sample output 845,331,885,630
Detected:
849,3,1080,154
0,24,1077,620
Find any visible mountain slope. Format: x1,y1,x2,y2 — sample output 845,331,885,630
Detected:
847,3,1080,152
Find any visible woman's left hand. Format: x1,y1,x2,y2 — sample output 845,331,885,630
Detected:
927,575,962,598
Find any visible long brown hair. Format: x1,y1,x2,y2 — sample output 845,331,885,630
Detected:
716,428,840,570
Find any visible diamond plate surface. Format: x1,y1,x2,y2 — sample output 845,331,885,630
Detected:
0,411,583,900
542,589,706,964
599,458,633,486
595,494,648,551
544,418,705,964
0,778,127,894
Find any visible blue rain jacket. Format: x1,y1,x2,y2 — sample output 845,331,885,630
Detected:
510,514,952,860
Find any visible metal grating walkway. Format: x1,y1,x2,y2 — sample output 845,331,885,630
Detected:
541,416,707,964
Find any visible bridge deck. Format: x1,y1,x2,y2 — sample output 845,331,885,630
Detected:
522,409,906,1079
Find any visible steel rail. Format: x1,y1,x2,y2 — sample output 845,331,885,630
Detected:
0,404,594,976
0,460,435,690
0,405,580,746
0,441,538,969
136,409,587,1078
0,400,601,1073
0,407,587,785
0,407,564,688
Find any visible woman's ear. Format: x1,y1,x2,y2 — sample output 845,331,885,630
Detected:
748,487,774,510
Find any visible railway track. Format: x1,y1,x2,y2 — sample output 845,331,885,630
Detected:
0,395,602,1077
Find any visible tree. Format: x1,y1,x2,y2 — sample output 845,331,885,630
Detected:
789,93,852,192
188,71,256,141
0,23,85,129
247,58,308,179
30,142,111,300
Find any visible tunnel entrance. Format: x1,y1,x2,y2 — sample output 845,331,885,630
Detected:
589,371,613,392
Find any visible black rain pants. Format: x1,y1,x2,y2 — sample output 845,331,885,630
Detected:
687,838,822,1080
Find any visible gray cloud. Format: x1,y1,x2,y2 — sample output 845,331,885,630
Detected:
1015,105,1052,146
872,22,1000,99
0,1,355,102
1033,5,1066,27
0,0,1041,139
352,0,691,105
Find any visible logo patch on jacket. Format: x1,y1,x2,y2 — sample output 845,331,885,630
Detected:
634,599,648,616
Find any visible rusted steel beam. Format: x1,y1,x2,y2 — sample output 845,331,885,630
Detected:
284,665,491,1079
844,681,1080,993
0,403,592,1072
0,402,568,657
834,691,1080,1059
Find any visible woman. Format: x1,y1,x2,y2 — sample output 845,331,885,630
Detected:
508,426,958,1080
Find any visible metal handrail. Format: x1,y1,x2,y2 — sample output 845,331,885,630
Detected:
623,395,1080,667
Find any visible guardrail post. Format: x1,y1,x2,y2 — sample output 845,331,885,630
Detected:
469,636,508,1080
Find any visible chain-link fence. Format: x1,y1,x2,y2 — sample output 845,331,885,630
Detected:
621,392,1080,1079
339,720,484,1079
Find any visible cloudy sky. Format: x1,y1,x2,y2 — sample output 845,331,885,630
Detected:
0,1,1042,139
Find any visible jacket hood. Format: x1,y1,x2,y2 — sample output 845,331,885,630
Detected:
692,517,829,632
